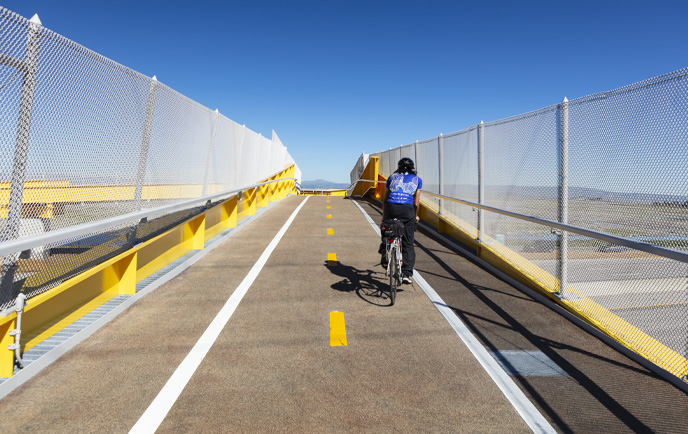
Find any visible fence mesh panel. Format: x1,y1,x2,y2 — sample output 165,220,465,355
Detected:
366,67,688,382
442,128,479,238
0,8,296,309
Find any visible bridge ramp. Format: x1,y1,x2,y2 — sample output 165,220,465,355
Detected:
357,197,688,434
0,196,533,433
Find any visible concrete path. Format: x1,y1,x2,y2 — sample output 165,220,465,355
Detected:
356,198,688,434
0,196,538,433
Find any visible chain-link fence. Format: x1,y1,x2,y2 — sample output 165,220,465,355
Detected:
373,68,688,383
0,8,297,309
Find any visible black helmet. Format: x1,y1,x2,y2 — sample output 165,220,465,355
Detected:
397,157,415,172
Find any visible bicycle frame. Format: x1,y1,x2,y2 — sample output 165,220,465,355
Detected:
385,236,403,305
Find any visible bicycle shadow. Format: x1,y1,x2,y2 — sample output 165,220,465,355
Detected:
324,261,397,307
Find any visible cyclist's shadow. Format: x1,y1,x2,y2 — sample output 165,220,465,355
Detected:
325,261,395,307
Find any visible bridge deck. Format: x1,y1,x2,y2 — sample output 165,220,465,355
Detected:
0,196,685,433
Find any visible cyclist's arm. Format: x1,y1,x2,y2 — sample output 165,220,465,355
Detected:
413,189,421,222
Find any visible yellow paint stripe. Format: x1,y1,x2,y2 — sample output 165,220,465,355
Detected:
326,214,332,219
327,206,331,209
330,312,347,346
327,228,334,235
327,253,337,265
326,200,330,203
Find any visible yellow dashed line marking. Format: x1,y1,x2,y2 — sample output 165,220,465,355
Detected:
329,312,347,346
327,252,338,265
327,214,332,219
327,228,334,235
326,200,330,203
327,206,331,209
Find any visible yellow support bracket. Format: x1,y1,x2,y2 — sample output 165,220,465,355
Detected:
258,183,269,208
0,170,301,377
0,250,138,377
205,196,238,240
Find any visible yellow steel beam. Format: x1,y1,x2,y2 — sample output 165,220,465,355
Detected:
257,183,269,208
0,250,138,377
205,196,238,241
238,188,256,220
0,195,229,376
0,167,298,377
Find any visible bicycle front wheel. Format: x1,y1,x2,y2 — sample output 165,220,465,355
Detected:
389,248,398,305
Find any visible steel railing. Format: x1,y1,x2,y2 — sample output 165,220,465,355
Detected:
0,177,295,259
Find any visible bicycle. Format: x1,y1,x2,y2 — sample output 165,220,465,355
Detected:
381,219,405,305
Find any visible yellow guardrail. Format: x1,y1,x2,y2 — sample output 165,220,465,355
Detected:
300,189,347,197
0,165,296,377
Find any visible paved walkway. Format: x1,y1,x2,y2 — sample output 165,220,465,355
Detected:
0,195,685,433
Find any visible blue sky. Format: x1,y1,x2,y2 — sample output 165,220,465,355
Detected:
3,0,687,183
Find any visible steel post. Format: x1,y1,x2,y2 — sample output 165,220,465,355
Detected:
438,134,444,215
557,97,569,298
134,75,158,210
203,109,219,196
1,15,43,302
414,140,418,172
478,121,485,242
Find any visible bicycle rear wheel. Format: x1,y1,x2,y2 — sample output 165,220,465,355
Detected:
389,247,398,305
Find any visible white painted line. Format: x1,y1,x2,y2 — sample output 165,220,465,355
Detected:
0,200,280,399
351,199,382,236
130,196,310,434
412,272,556,433
351,199,556,434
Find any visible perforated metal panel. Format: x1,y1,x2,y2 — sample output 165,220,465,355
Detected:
442,128,479,238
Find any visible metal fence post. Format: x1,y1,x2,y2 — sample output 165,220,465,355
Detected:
134,75,158,210
414,140,418,171
438,134,444,215
202,109,219,196
478,121,485,242
0,14,43,302
557,97,569,298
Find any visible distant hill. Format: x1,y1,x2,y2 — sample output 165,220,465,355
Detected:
301,179,350,189
434,184,688,204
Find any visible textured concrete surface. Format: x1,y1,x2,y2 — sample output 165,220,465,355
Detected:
154,196,530,433
357,197,688,434
0,195,685,433
0,196,530,433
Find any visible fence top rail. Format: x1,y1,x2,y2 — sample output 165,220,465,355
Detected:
349,178,688,264
0,177,295,258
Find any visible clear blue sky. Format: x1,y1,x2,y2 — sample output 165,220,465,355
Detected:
3,0,687,183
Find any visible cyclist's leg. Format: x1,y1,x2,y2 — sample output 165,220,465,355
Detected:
396,204,416,278
379,209,388,264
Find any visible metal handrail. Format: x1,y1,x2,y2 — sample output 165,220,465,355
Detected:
0,177,295,258
351,178,688,264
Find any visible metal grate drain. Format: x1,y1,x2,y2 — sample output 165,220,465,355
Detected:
490,350,568,377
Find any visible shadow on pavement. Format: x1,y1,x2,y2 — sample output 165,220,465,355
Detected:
325,261,400,307
355,196,663,433
415,239,656,434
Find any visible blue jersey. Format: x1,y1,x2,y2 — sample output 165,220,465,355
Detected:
386,172,422,205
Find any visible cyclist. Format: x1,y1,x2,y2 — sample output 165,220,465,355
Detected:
380,157,422,284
